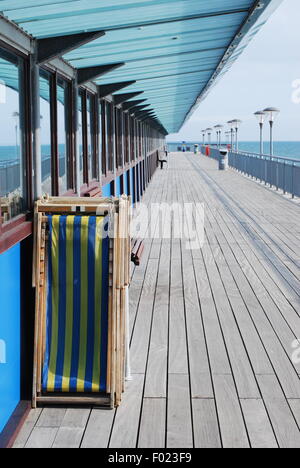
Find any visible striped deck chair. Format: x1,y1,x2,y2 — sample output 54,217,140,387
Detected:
42,214,109,394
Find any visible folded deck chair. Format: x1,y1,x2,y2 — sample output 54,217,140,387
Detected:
42,215,109,395
33,196,131,409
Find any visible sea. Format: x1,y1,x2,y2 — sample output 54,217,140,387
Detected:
0,144,61,165
166,141,300,160
0,142,300,163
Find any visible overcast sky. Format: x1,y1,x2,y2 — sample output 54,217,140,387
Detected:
167,0,300,142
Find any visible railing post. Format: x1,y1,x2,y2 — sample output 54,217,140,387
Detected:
292,163,295,199
265,157,267,185
283,162,286,195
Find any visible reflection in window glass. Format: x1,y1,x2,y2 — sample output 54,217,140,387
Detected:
130,117,135,161
124,114,129,165
104,102,109,175
99,101,104,176
87,95,93,181
57,79,68,195
107,103,114,172
40,72,52,195
78,92,84,187
0,49,25,221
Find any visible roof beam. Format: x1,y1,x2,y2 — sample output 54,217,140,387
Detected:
140,113,157,121
130,104,151,113
0,15,32,55
37,30,105,64
98,80,136,98
114,91,144,105
122,99,147,111
135,110,156,119
78,63,124,85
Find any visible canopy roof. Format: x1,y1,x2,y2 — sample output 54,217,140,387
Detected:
0,0,282,133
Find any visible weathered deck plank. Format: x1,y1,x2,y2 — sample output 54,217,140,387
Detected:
14,153,300,448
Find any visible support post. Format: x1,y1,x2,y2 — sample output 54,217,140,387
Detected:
73,74,81,195
270,121,274,156
259,123,263,156
31,52,42,199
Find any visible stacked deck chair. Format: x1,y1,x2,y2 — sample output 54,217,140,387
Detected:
32,195,131,409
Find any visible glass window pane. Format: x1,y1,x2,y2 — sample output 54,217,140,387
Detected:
104,102,109,175
78,92,84,187
87,94,92,181
40,72,52,195
99,101,104,175
0,49,25,222
107,103,114,172
57,79,67,195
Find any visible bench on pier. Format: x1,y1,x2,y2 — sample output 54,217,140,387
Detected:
157,150,168,169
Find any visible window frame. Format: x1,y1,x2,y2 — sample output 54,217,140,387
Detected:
40,67,74,196
106,101,115,174
78,88,99,190
0,43,33,252
101,100,107,177
55,73,73,195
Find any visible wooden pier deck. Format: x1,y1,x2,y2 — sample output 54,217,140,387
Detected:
14,152,300,448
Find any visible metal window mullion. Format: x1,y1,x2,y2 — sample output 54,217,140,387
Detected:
31,51,42,199
82,90,89,185
50,72,59,196
73,76,81,195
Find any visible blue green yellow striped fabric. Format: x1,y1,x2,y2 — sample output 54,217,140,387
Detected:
42,215,109,393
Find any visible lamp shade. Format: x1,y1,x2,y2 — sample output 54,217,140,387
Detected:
263,107,280,122
231,119,242,129
254,111,266,124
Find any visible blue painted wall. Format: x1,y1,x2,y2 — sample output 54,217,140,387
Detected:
0,244,21,433
102,183,111,197
123,172,128,196
130,168,134,205
115,176,121,197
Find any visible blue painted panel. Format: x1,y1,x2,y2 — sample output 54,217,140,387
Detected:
123,172,128,196
0,244,21,433
115,176,121,197
130,168,135,205
102,183,111,197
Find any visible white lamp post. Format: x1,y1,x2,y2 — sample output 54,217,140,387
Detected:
227,121,235,150
231,119,242,152
254,111,266,155
206,128,213,145
263,107,280,156
219,125,224,147
201,129,206,146
12,111,20,158
214,125,223,147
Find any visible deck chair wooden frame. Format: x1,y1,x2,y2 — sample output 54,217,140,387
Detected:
32,195,131,409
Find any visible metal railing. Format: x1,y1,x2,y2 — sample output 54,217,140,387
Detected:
0,160,22,197
0,156,61,197
201,146,300,198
